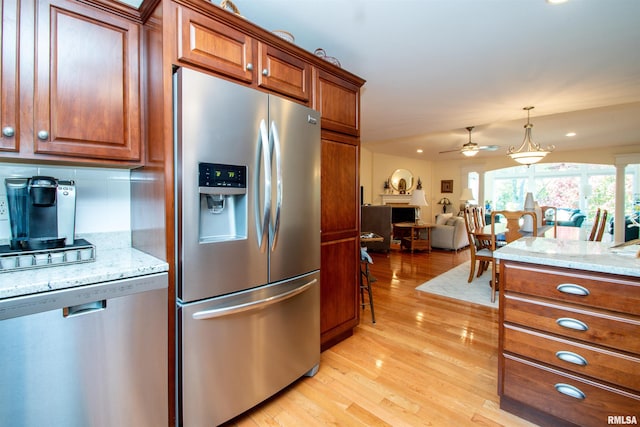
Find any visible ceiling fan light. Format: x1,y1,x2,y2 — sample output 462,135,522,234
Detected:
462,149,479,157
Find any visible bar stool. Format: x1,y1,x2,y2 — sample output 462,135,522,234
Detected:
360,247,376,323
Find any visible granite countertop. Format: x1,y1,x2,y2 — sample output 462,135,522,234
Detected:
494,237,640,278
0,232,169,300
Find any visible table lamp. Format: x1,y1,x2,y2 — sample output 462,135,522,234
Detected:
410,178,428,223
437,197,451,213
459,188,475,212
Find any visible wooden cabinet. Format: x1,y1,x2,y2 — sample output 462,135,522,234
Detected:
314,68,361,136
174,4,310,102
0,0,19,151
176,5,254,83
320,133,360,348
0,0,142,163
499,261,640,427
33,0,141,161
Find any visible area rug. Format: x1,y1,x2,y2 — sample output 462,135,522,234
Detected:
415,261,498,309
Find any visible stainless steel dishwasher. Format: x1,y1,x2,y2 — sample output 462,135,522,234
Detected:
0,272,168,427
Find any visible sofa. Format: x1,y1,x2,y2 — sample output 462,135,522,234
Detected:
545,208,586,227
430,213,469,251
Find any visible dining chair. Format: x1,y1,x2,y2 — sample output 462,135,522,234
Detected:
588,208,602,241
489,210,538,303
595,209,608,242
462,207,493,283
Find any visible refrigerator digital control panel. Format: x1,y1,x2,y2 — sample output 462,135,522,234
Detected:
199,163,246,188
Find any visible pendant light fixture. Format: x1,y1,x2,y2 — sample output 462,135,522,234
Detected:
507,106,554,166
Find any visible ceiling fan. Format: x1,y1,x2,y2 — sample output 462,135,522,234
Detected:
439,126,499,157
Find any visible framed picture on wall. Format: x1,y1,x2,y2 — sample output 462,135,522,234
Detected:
441,180,453,193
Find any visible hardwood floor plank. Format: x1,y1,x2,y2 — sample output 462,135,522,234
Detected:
224,247,538,426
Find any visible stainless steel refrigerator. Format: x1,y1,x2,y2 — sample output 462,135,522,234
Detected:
174,67,321,426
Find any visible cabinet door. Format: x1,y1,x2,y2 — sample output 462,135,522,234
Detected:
320,135,360,348
320,238,359,347
0,0,18,151
34,0,141,161
314,69,360,136
258,42,310,102
176,6,253,83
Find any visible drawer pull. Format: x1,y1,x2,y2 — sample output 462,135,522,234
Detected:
556,350,588,366
556,317,589,331
554,383,586,400
557,283,590,296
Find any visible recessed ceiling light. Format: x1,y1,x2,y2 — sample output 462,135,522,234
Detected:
546,0,569,4
417,149,423,153
565,132,576,137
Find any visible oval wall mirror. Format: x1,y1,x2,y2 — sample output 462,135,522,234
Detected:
389,169,414,194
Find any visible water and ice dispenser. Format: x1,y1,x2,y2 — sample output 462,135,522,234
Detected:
198,163,247,242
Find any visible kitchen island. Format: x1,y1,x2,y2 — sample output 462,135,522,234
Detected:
494,237,640,427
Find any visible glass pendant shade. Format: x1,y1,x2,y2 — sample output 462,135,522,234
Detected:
508,107,554,166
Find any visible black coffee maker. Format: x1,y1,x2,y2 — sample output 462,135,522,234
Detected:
5,176,77,250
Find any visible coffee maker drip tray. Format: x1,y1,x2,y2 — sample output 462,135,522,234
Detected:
0,239,96,273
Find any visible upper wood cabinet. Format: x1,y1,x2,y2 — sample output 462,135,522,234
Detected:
176,5,254,83
174,4,310,103
32,0,141,161
314,68,360,136
0,0,19,152
257,42,310,102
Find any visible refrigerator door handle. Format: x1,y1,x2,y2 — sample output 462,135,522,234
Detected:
269,120,283,251
255,119,271,251
191,278,317,320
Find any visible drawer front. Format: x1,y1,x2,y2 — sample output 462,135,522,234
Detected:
504,324,640,391
503,262,640,315
503,356,640,427
504,295,640,354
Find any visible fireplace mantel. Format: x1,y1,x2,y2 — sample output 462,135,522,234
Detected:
380,194,413,205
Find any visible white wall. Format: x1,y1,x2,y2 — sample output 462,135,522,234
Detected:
0,163,131,241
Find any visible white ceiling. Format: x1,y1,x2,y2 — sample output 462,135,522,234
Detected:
230,0,640,160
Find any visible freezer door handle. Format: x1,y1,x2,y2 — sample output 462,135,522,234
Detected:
269,120,283,251
192,278,317,320
255,119,271,251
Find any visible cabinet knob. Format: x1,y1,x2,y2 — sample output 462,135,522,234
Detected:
262,69,269,76
37,130,49,141
2,126,15,137
246,63,253,71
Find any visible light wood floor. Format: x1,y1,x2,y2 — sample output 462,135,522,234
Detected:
226,246,538,426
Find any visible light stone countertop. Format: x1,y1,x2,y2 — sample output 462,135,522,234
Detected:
493,237,640,278
0,232,169,300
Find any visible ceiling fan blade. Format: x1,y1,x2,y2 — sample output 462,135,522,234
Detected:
439,148,463,154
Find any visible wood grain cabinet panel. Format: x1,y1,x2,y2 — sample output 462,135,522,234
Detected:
176,6,253,83
258,42,310,102
0,0,19,151
314,69,360,136
320,237,359,348
33,0,141,161
499,260,640,426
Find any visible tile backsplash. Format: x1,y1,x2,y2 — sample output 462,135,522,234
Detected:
0,163,131,241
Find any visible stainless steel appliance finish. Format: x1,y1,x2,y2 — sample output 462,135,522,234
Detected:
0,273,168,427
174,67,321,426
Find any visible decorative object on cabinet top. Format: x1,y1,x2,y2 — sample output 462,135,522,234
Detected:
272,30,295,43
219,0,244,17
314,48,341,67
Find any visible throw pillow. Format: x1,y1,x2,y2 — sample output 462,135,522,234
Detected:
436,213,453,225
445,218,458,226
